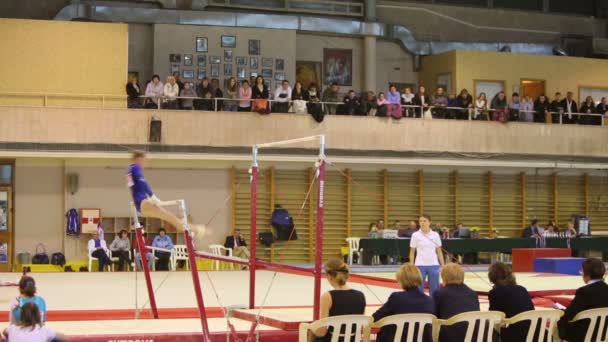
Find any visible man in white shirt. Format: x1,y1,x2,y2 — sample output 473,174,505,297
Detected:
273,80,292,113
163,76,180,109
409,214,445,296
87,231,112,272
560,91,578,124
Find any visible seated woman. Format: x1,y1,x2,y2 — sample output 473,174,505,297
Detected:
433,263,480,342
88,231,112,272
9,276,47,325
311,259,366,342
488,262,534,342
3,302,67,342
376,92,390,117
110,229,131,271
373,264,435,342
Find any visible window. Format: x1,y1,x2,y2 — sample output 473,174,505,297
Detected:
437,73,452,94
474,80,505,101
579,87,608,105
0,165,12,185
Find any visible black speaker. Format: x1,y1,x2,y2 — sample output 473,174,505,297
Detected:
149,117,161,143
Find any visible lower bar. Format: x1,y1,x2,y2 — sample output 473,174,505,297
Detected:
194,251,250,266
256,260,315,274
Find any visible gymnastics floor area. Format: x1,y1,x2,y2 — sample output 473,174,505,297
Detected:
0,269,582,341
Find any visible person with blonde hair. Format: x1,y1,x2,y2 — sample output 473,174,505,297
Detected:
433,263,480,342
372,264,434,342
310,259,366,342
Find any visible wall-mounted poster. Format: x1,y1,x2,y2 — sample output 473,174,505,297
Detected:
236,56,247,66
210,64,220,78
237,67,246,79
0,191,7,232
224,50,233,63
0,242,6,263
221,35,236,48
276,59,284,71
224,64,233,76
209,56,221,64
171,65,180,74
80,208,101,234
183,70,194,79
262,58,273,68
274,72,285,81
261,69,273,78
250,57,258,69
323,48,352,86
183,54,193,66
197,55,206,68
249,40,260,55
196,37,208,52
197,69,206,80
169,54,181,64
296,61,322,89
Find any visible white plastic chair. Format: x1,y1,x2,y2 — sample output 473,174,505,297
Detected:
298,315,372,342
345,237,361,265
109,249,132,271
132,248,157,271
503,309,563,342
438,311,505,342
88,249,112,272
209,244,233,271
171,244,189,271
570,307,608,342
371,313,437,342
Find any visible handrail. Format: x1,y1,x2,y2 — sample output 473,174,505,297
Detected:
0,91,127,109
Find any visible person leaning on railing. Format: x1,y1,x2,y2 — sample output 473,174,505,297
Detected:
126,74,142,108
534,94,550,123
211,78,224,111
163,76,179,109
520,95,534,123
508,92,521,121
562,91,578,124
491,91,508,123
360,91,377,116
550,92,564,123
321,82,340,115
342,90,361,115
579,96,598,125
224,77,239,112
307,83,324,122
291,81,309,114
238,80,252,112
401,87,415,118
474,92,488,120
455,89,473,120
412,85,429,119
431,87,449,119
272,80,292,113
596,97,608,123
180,81,197,110
252,76,270,114
194,78,214,111
144,74,164,109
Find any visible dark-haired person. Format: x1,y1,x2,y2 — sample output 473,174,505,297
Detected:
387,85,402,119
373,264,435,342
561,91,578,124
310,259,366,342
195,78,214,111
558,258,608,342
488,262,534,342
307,84,324,122
273,80,292,113
550,92,564,123
521,219,542,238
491,91,508,123
4,302,67,341
126,74,142,108
412,86,429,118
9,276,47,325
110,229,131,271
409,214,444,296
211,78,224,111
596,97,608,125
152,228,173,271
456,89,473,120
144,74,164,109
238,80,252,112
88,230,112,272
224,77,239,112
252,76,269,114
291,81,309,114
322,82,340,115
534,94,550,123
342,90,361,115
431,87,448,119
579,96,597,125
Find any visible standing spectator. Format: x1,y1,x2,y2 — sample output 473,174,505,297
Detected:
387,85,402,119
447,94,459,119
307,83,323,122
488,262,534,342
522,219,543,238
579,96,596,125
252,76,270,114
456,89,473,120
434,264,480,342
3,303,67,342
273,80,292,113
508,92,521,121
534,94,550,123
597,97,608,126
491,91,508,123
224,230,250,260
211,78,223,111
401,87,415,117
431,87,449,119
238,80,252,112
550,92,564,123
474,92,488,120
291,81,309,114
152,228,173,271
376,92,390,117
144,74,163,109
9,276,47,324
520,95,534,122
373,264,435,342
561,91,578,124
133,231,154,271
557,258,608,342
179,81,197,110
126,75,142,108
173,71,184,109
412,85,430,118
88,231,112,272
163,76,179,109
342,90,360,115
109,229,131,271
322,82,340,115
409,214,445,296
223,77,239,112
195,78,214,111
360,91,377,116
309,259,366,342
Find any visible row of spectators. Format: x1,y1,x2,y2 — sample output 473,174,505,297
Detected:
126,75,606,125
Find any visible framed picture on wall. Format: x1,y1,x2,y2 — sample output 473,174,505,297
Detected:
250,72,258,78
170,64,180,74
224,64,233,76
250,57,259,69
210,65,220,78
210,56,221,64
274,72,285,81
276,59,284,71
237,67,246,79
183,54,193,66
236,56,247,65
0,243,7,263
262,58,273,68
196,37,208,52
224,50,233,63
262,69,273,78
296,61,322,89
197,55,206,68
183,70,194,79
221,35,236,48
264,79,271,90
323,48,352,86
169,54,181,64
0,191,7,232
197,69,206,80
249,40,260,55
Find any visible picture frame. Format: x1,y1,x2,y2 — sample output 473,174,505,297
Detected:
169,54,181,64
224,64,233,76
237,67,246,79
197,55,206,68
274,71,285,81
264,79,271,89
210,64,220,78
196,37,208,53
275,59,284,71
250,57,259,69
224,50,233,63
236,56,247,66
183,70,194,79
0,242,7,264
262,57,273,68
250,72,258,78
80,208,101,234
221,35,236,48
0,191,8,232
210,56,221,64
262,68,273,78
296,61,322,89
170,64,180,74
197,69,206,80
248,39,260,55
323,48,352,86
184,54,193,66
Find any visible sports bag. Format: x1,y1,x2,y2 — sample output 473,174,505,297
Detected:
31,244,49,264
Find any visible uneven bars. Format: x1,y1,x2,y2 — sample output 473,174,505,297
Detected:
195,252,250,266
252,135,326,167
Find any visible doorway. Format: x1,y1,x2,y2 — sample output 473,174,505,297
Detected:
520,79,546,99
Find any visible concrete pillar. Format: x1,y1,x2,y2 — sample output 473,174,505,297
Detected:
363,35,377,93
364,0,377,22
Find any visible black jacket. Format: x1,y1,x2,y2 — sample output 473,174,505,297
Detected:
489,284,534,342
433,284,480,342
412,93,430,107
126,83,141,99
373,289,435,342
291,89,309,101
252,85,269,99
521,225,541,238
558,281,608,342
224,235,247,249
561,99,579,123
342,95,361,115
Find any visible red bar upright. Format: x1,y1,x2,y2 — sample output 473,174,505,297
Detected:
313,160,325,320
249,166,258,309
135,226,159,319
184,229,211,341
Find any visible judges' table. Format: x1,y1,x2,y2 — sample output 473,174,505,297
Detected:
358,237,608,265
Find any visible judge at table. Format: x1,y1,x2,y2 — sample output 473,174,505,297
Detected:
521,219,544,238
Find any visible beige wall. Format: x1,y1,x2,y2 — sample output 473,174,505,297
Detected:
0,19,128,107
376,40,418,91
418,50,457,94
